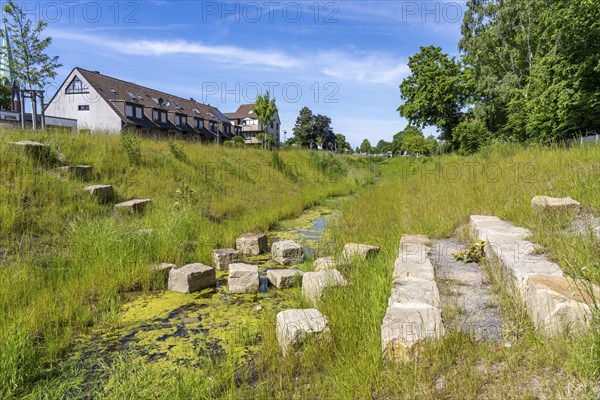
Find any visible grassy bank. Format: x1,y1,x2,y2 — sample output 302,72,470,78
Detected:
0,130,376,398
2,131,599,398
230,142,599,399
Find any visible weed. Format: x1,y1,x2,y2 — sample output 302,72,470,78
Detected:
453,240,486,263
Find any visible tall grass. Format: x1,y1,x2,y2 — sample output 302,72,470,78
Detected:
0,129,374,398
2,132,599,398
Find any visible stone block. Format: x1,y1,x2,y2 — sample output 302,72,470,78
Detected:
115,198,151,214
228,263,259,294
314,256,336,271
342,243,379,261
276,309,329,355
267,268,304,289
302,270,347,305
532,195,581,215
168,263,216,294
11,141,51,162
212,248,239,271
59,165,93,181
272,240,304,265
382,306,445,361
236,233,268,256
84,185,114,203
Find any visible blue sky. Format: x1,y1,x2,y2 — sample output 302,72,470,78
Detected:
22,0,465,147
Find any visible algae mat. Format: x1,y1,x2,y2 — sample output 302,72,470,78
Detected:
67,197,348,380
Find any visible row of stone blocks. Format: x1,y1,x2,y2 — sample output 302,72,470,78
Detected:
381,235,445,362
275,242,380,354
469,215,600,334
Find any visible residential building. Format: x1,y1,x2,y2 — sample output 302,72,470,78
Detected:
45,67,234,142
225,104,280,146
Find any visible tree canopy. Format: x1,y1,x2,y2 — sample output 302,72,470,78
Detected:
359,139,372,154
397,0,600,153
291,107,336,149
1,0,61,89
253,90,277,149
398,46,467,143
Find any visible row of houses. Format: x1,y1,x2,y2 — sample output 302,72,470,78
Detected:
43,67,281,145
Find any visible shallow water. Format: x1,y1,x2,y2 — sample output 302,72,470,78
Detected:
68,196,349,378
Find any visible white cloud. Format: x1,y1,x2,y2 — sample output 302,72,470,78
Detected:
317,51,410,84
49,29,410,85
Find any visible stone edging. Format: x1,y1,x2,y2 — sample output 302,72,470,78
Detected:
381,234,445,361
469,215,600,334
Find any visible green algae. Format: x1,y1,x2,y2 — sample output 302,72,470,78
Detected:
63,196,350,389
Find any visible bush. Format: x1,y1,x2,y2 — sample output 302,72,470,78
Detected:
120,132,142,165
168,141,188,162
232,136,245,145
452,119,491,155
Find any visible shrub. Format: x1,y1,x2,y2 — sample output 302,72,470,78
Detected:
232,136,245,145
452,119,491,155
168,141,188,162
120,132,141,165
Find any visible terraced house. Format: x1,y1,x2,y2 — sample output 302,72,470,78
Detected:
45,67,234,142
225,103,281,146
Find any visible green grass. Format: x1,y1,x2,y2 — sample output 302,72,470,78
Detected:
0,129,375,399
1,132,599,399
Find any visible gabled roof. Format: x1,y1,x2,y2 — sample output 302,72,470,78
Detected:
225,104,256,120
63,67,231,130
225,103,280,125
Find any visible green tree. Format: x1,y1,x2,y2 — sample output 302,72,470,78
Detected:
335,133,352,153
374,139,392,154
392,125,424,154
425,135,438,155
291,106,315,147
398,46,468,143
314,114,336,150
253,90,277,150
459,0,599,143
0,78,11,109
1,0,61,89
359,139,372,154
231,136,246,144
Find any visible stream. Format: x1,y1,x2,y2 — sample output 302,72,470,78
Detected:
67,197,348,380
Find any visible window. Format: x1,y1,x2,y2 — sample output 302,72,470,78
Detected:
65,76,88,94
152,109,167,123
78,105,90,111
195,118,204,128
126,104,143,119
224,124,231,134
209,121,217,132
174,114,187,126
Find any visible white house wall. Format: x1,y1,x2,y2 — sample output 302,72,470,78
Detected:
45,70,122,133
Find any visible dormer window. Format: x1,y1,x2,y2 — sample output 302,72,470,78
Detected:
125,103,143,119
65,76,89,94
209,121,217,133
152,109,167,123
174,114,187,126
194,117,204,129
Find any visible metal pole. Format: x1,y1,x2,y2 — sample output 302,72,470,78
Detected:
31,91,37,130
40,91,46,130
19,89,25,130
